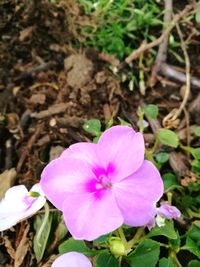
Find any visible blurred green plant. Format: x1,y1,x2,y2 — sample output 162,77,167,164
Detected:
79,0,162,59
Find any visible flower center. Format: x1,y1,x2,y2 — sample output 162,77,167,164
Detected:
98,174,112,189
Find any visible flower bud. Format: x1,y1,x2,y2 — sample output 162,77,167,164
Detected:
28,191,40,197
109,237,127,256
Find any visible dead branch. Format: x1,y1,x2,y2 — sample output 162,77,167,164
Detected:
31,103,69,119
159,63,200,88
163,22,191,128
125,4,194,64
149,0,173,87
15,61,57,82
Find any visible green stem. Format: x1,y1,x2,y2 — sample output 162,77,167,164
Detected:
138,107,144,134
173,255,182,267
159,243,169,248
127,227,144,249
117,227,128,246
187,208,200,219
145,149,157,166
151,138,160,154
167,192,173,205
179,143,193,154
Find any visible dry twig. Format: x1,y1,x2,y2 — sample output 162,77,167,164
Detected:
15,62,57,82
149,0,173,87
163,22,191,127
159,63,200,88
125,5,194,64
16,124,43,173
31,103,69,119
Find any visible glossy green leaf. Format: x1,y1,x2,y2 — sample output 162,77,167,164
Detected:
191,148,200,160
143,104,159,119
147,220,177,239
127,239,160,267
157,129,179,148
93,234,110,244
169,230,181,248
33,212,53,263
159,257,174,267
155,152,169,164
59,238,96,256
188,260,200,267
191,159,200,175
96,251,120,267
83,119,101,136
162,173,179,191
183,224,200,258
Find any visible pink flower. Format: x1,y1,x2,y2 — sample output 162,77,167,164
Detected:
157,201,181,220
0,184,46,231
40,126,163,240
147,202,181,230
52,252,92,267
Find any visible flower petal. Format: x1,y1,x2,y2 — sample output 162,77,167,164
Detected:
40,157,96,210
0,185,46,231
62,190,123,241
0,213,26,231
157,202,181,219
98,126,145,181
61,142,101,167
52,252,92,267
30,183,45,196
0,185,29,215
113,160,164,226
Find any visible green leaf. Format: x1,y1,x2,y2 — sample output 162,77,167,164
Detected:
143,104,159,119
106,117,114,129
155,152,169,164
117,117,131,126
188,180,200,193
93,136,100,143
159,257,174,267
127,239,160,267
157,129,179,148
188,260,200,267
194,126,200,137
191,159,200,175
169,230,181,248
147,220,177,239
33,212,53,263
162,173,179,191
96,251,120,267
195,7,200,23
183,224,200,258
191,148,200,160
83,119,101,136
59,238,96,256
53,215,68,243
93,234,110,245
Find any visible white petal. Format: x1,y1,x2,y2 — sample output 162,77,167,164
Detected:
0,185,46,231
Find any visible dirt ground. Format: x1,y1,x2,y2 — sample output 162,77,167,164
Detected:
0,0,200,266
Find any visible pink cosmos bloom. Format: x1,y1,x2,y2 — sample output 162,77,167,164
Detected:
52,252,92,267
40,126,163,241
0,184,46,231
